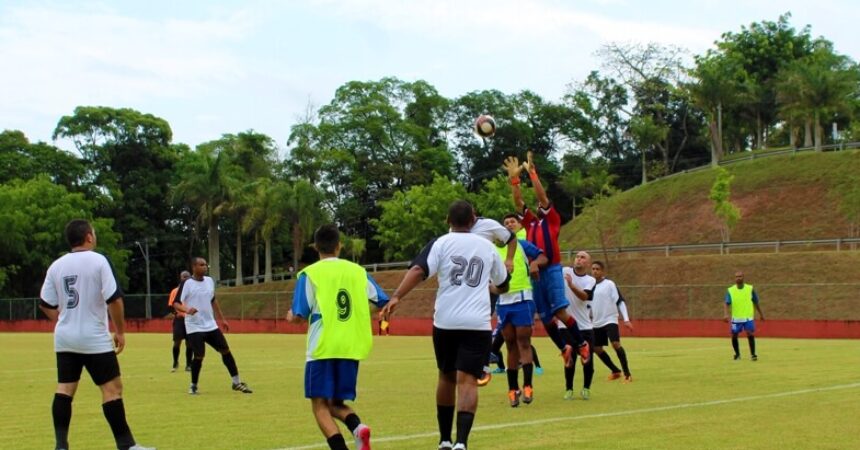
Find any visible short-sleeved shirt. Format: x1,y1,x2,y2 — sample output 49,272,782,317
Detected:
412,232,509,331
562,267,596,330
469,217,515,246
174,276,219,334
589,278,625,328
291,257,390,361
40,250,123,354
521,204,562,265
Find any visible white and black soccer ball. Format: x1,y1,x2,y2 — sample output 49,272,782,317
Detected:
474,114,496,138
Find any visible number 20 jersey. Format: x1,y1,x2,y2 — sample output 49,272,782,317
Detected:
40,251,123,354
412,232,508,331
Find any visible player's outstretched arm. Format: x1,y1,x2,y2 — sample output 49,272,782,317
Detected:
504,156,526,211
108,298,127,354
381,266,425,319
522,151,550,208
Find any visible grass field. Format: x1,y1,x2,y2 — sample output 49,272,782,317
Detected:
2,333,859,450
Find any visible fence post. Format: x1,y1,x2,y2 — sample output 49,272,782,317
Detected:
275,292,279,322
241,297,244,321
687,287,692,319
775,241,780,253
837,238,841,252
33,298,37,320
665,245,670,257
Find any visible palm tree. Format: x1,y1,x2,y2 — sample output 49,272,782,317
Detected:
284,179,329,272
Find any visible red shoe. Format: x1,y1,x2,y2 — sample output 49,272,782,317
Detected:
607,372,622,381
354,424,371,450
561,345,574,368
578,341,591,364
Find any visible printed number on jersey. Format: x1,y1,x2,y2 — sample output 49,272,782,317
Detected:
336,289,352,321
63,275,79,309
449,256,484,287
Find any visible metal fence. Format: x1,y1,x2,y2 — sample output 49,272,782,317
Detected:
6,283,859,322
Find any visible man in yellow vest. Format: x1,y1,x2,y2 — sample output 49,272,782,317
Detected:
286,224,389,450
723,271,765,361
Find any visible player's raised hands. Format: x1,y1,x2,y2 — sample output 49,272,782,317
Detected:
503,156,522,180
521,150,537,174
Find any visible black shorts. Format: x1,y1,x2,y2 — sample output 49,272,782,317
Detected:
581,328,595,347
593,324,621,347
172,317,187,341
187,329,230,358
432,327,492,378
57,351,120,385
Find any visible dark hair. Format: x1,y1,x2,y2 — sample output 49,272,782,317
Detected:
190,256,205,267
592,260,605,270
314,224,341,254
448,200,475,228
65,219,92,247
503,213,519,222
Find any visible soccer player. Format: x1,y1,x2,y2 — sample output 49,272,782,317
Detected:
491,215,547,407
723,271,765,361
504,151,591,366
562,251,597,400
286,224,389,450
168,270,192,372
39,219,154,450
381,200,510,450
589,261,634,383
171,257,253,394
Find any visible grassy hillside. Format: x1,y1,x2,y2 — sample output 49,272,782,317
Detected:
559,150,860,249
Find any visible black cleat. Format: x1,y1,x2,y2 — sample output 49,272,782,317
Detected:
232,382,253,393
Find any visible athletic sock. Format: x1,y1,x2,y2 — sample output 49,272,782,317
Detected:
564,365,575,390
455,411,475,447
748,335,756,355
52,393,72,450
506,369,519,391
597,351,621,373
102,398,135,450
437,404,455,444
583,359,595,388
731,334,740,356
522,363,534,387
343,413,361,433
191,358,202,384
326,433,348,450
616,346,631,376
185,345,193,367
172,345,180,366
531,345,541,369
544,322,567,351
222,352,239,377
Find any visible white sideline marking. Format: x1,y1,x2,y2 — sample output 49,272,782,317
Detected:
274,382,860,450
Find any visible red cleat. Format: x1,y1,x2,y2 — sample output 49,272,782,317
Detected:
561,345,574,368
607,371,622,381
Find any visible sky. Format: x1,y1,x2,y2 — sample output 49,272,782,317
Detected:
1,0,858,153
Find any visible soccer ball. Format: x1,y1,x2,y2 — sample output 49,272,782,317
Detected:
474,115,496,138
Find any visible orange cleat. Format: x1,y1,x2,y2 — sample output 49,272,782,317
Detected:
508,389,520,407
522,385,534,404
477,371,492,387
623,374,633,384
607,372,622,381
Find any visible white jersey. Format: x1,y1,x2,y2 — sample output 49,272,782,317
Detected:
413,232,509,330
177,276,219,334
590,278,625,328
563,267,595,330
40,251,122,354
469,217,514,246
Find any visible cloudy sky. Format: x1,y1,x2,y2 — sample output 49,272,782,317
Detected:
1,0,858,151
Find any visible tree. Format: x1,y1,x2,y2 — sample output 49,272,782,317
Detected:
709,168,741,246
687,53,747,164
342,235,367,263
582,168,619,266
283,179,330,271
471,175,537,222
0,130,86,188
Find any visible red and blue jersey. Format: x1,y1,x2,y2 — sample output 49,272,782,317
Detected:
521,204,562,265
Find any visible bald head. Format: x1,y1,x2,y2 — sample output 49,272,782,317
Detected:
734,271,745,287
573,251,592,273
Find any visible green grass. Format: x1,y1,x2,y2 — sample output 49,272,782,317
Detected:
2,333,859,449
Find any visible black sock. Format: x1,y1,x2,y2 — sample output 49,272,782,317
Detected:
102,399,135,450
492,349,505,369
583,359,594,388
616,346,631,376
564,365,575,390
222,352,239,377
172,345,180,366
531,345,541,368
52,393,72,450
343,413,361,434
326,434,348,450
544,323,567,351
506,369,519,391
191,358,202,384
731,335,740,356
522,363,534,387
437,404,454,444
492,333,505,369
597,351,621,373
455,411,475,447
185,344,193,367
748,335,756,355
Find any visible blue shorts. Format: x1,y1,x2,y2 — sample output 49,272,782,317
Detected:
497,301,535,328
532,264,570,324
731,321,756,334
304,359,359,400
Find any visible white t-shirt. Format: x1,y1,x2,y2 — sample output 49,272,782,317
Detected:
562,267,596,330
469,217,514,246
590,278,624,328
177,276,219,334
413,232,509,330
40,251,122,354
